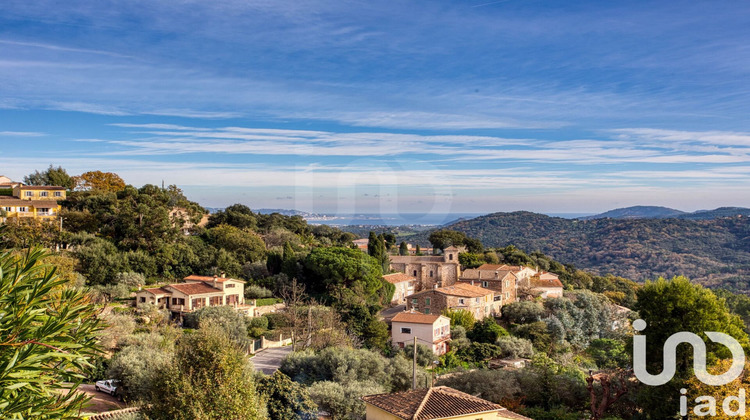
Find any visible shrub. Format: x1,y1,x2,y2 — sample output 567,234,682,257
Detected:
502,301,545,324
467,317,508,343
495,336,534,359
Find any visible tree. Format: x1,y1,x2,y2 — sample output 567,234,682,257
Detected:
72,170,126,192
502,301,545,324
399,241,408,256
586,338,629,369
495,336,534,359
428,230,467,251
308,380,384,420
0,248,102,419
468,317,508,343
443,308,476,331
143,326,264,420
257,371,318,420
23,165,74,189
107,332,174,402
183,305,250,347
634,276,750,418
415,244,422,256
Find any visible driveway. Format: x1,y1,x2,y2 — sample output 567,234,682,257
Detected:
252,346,293,375
77,384,127,413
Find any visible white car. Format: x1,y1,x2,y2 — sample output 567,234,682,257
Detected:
94,379,120,396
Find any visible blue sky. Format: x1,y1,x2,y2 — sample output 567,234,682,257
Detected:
1,0,750,216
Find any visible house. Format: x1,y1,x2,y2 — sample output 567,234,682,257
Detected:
383,273,417,305
458,266,517,306
0,183,66,221
135,274,252,319
391,311,451,355
353,238,370,251
389,246,461,291
362,386,532,420
406,283,498,320
527,272,564,298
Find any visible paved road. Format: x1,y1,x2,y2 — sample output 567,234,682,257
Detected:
252,346,293,375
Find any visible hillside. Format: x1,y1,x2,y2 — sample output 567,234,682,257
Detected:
582,205,685,219
407,211,750,292
583,205,750,220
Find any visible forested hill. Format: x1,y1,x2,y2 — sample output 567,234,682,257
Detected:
409,211,750,292
582,205,750,220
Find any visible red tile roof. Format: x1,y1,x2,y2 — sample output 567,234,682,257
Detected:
166,282,223,295
183,275,246,284
362,386,531,420
142,287,171,295
16,185,66,190
435,283,493,298
391,312,442,325
529,276,563,288
383,273,417,284
0,197,60,207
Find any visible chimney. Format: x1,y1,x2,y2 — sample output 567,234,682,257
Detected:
470,280,474,286
221,272,226,278
433,284,437,289
138,284,142,291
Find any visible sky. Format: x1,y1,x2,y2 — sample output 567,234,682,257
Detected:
1,0,750,218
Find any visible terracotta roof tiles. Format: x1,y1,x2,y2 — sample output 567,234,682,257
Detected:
391,312,442,325
383,273,417,284
166,282,223,295
362,386,531,420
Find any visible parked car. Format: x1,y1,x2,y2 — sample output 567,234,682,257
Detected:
94,379,120,396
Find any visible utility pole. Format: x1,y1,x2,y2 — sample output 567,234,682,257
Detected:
412,336,417,390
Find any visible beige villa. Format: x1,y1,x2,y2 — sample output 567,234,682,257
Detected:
389,246,461,291
135,274,251,319
362,386,532,420
391,311,451,355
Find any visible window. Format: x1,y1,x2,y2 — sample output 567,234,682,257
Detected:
429,270,434,277
482,281,488,288
458,298,465,305
449,254,453,261
209,296,223,306
3,207,10,212
413,270,417,276
425,298,431,306
400,327,412,334
54,191,62,197
37,208,49,215
18,207,26,212
192,297,206,309
40,191,48,197
225,283,235,288
475,297,480,303
25,191,32,197
505,280,509,288
505,292,510,299
424,308,430,314
412,298,418,304
139,297,146,303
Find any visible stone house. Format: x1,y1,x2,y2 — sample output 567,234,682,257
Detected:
389,246,461,291
458,266,517,306
383,273,417,305
406,283,498,320
390,311,451,355
362,386,532,420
